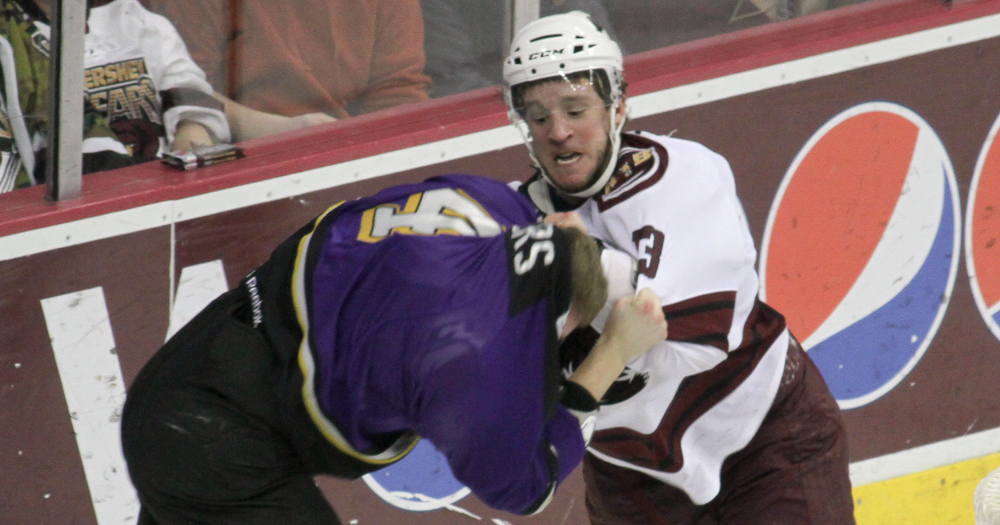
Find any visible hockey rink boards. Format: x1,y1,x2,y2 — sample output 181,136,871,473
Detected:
2,2,1000,524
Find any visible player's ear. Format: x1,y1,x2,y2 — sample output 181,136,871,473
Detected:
559,305,581,340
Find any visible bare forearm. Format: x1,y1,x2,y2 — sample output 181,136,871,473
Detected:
570,288,668,400
214,93,285,141
213,93,335,141
568,338,628,401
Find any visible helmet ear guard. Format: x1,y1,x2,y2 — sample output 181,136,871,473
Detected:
503,11,627,199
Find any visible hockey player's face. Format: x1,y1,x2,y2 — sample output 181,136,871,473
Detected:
520,80,622,194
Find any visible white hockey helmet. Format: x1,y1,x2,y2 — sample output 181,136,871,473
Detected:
503,11,627,198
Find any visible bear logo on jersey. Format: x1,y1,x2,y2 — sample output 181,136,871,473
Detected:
558,327,649,405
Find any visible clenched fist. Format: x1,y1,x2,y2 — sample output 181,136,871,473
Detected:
569,287,667,401
602,288,668,368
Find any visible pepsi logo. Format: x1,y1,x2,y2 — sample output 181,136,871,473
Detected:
966,112,1000,343
760,102,961,409
361,439,470,511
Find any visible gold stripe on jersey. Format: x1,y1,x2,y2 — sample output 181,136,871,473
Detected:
291,201,419,465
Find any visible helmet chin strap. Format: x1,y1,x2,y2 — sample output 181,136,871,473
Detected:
537,100,627,200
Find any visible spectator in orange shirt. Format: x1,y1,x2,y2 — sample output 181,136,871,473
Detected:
143,0,431,122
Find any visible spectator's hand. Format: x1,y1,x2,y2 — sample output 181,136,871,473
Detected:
544,211,587,234
172,120,215,152
281,112,337,133
601,288,668,367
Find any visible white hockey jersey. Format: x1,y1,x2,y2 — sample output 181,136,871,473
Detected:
522,130,790,504
85,0,230,158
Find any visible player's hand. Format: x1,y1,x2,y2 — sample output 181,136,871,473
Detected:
171,120,215,151
544,211,587,234
569,288,667,401
602,288,668,367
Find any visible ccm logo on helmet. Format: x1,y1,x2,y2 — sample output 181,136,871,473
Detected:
529,49,565,60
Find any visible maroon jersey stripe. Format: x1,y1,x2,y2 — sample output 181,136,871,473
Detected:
595,134,668,212
662,291,736,352
590,300,786,473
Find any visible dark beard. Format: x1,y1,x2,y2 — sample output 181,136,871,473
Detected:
550,136,615,198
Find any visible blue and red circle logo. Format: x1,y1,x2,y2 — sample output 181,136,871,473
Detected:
760,102,961,409
966,111,1000,344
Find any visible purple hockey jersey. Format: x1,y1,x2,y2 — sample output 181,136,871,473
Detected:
256,174,585,515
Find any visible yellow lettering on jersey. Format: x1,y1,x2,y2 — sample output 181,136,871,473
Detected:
90,59,163,125
85,91,108,113
399,192,423,214
124,86,147,120
632,149,652,165
106,63,120,84
84,68,98,89
357,188,502,243
106,89,130,121
125,79,162,124
118,62,133,82
91,67,107,87
604,178,617,196
85,59,151,90
127,60,141,81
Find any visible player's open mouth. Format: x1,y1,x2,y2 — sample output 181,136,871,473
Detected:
555,153,581,165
